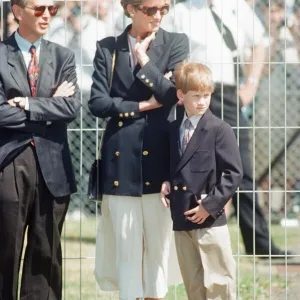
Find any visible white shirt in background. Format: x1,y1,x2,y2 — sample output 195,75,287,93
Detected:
162,0,265,85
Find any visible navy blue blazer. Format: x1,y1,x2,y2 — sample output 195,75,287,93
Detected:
89,25,189,196
0,34,81,197
168,109,243,231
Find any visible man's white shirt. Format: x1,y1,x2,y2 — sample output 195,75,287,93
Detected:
162,0,265,85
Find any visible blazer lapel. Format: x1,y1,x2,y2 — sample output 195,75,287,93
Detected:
174,110,212,175
115,28,135,91
36,39,54,96
171,118,182,164
7,35,31,96
146,28,164,66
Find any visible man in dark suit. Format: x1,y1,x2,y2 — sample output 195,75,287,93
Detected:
0,0,80,299
161,62,243,299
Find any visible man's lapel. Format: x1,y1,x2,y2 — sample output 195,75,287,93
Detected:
174,110,212,175
36,39,54,96
7,34,31,96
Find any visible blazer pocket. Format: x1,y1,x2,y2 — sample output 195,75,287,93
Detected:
190,150,210,173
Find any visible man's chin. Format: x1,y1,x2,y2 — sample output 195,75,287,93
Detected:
39,27,48,34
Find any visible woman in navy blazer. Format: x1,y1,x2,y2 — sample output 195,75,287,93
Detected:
89,0,188,298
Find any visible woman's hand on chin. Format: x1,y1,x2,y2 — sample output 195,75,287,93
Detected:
135,32,155,67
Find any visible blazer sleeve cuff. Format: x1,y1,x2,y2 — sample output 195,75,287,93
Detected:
116,101,140,119
136,62,164,95
201,195,225,220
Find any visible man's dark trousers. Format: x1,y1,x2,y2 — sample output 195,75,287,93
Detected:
0,145,69,300
210,86,277,255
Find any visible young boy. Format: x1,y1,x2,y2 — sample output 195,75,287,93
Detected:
161,62,243,300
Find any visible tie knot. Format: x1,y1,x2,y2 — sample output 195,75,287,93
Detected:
30,45,36,55
184,118,192,130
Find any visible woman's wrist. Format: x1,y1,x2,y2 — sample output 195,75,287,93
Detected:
139,101,151,112
137,55,150,67
139,99,161,112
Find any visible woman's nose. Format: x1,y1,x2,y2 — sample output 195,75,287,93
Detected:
153,10,162,19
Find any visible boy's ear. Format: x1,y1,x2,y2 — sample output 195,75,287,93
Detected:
177,89,184,102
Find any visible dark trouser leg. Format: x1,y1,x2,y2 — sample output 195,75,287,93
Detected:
210,91,276,254
20,165,69,300
0,146,38,300
232,129,274,254
0,145,69,300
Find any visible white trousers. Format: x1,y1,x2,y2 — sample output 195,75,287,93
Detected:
94,194,182,300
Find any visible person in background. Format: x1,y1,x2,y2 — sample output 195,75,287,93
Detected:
6,11,19,37
89,0,189,298
87,0,127,36
254,0,300,210
46,2,107,96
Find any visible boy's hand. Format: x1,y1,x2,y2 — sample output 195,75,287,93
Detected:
160,181,171,208
184,200,210,224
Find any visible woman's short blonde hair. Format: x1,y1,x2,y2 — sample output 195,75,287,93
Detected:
174,62,214,94
120,0,143,17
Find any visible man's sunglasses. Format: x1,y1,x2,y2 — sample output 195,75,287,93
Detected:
23,5,59,17
135,4,170,16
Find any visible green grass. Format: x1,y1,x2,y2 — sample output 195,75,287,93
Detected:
60,218,299,299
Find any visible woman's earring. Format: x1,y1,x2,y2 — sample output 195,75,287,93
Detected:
130,13,134,18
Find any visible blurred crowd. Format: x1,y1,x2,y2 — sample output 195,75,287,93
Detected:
2,1,300,58
1,0,300,95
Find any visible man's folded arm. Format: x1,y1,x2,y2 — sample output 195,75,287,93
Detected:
26,51,81,123
0,84,46,134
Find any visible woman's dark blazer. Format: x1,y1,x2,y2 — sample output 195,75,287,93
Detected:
89,25,189,197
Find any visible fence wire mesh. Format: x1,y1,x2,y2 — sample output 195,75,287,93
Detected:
1,0,300,299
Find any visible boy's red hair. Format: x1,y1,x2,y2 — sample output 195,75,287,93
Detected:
174,62,214,94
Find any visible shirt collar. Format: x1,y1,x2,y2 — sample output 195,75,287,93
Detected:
15,30,42,53
182,112,203,129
